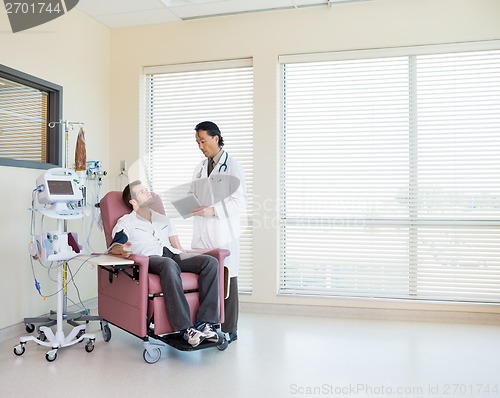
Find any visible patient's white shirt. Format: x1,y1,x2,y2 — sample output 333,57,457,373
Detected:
112,210,182,257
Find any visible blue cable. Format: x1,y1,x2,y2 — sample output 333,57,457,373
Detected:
35,279,42,296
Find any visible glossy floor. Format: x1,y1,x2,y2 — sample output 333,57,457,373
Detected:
2,311,500,398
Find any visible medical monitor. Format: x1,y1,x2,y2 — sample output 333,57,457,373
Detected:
37,168,83,205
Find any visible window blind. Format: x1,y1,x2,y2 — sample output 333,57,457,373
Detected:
279,47,500,304
143,60,254,293
0,77,48,162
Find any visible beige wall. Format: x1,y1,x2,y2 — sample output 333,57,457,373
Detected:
0,10,110,329
109,0,500,315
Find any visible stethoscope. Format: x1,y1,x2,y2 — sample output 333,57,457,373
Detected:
196,151,228,178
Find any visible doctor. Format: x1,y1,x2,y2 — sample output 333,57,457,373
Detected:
190,121,247,344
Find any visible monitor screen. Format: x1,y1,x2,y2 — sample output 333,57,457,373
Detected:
47,180,74,195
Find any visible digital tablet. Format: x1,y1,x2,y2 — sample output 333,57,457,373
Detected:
171,194,201,219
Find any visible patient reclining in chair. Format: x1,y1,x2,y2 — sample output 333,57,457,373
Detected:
109,180,220,347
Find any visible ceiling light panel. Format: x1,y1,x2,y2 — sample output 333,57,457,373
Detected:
77,0,166,16
92,9,180,28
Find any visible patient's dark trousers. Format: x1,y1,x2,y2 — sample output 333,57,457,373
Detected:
148,247,220,332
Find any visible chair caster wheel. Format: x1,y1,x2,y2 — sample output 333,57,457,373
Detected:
102,324,112,342
143,347,161,364
217,337,229,351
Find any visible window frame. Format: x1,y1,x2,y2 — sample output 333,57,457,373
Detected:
142,59,254,294
0,64,63,169
278,40,500,304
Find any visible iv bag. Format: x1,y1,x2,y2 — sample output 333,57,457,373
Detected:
75,127,86,172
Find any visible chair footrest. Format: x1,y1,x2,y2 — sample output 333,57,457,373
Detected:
154,332,224,351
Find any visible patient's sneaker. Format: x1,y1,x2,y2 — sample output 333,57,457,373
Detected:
183,327,206,347
196,322,219,343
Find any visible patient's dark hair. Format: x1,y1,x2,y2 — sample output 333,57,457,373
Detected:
195,121,224,148
122,180,141,211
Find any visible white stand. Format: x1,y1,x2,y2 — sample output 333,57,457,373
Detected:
15,260,96,361
15,217,96,362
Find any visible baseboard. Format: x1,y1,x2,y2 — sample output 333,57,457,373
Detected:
0,323,25,345
240,302,500,325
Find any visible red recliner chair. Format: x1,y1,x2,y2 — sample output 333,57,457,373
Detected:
97,191,230,363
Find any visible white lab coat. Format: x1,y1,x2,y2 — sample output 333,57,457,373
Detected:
189,151,247,276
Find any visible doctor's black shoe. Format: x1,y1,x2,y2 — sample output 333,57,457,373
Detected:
183,327,206,347
227,332,238,344
196,322,219,343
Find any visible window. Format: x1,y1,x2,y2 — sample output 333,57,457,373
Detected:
279,43,500,304
0,64,62,169
143,59,254,293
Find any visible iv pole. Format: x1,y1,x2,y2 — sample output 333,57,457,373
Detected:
22,120,100,336
55,120,99,325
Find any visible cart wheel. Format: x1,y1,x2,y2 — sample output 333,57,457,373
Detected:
25,323,35,333
38,331,47,342
85,340,95,353
143,347,161,364
46,351,57,362
217,337,229,351
102,324,112,342
13,344,25,356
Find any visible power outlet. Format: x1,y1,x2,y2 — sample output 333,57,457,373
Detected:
120,160,127,173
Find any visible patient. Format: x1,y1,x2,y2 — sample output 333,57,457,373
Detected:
110,180,220,347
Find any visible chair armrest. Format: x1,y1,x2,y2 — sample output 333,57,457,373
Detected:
94,253,150,286
189,248,231,300
127,253,149,272
188,248,231,264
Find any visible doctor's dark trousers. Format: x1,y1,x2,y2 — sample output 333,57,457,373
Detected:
148,247,220,331
222,276,239,334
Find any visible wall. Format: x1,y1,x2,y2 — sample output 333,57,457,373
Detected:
108,0,500,317
0,10,110,329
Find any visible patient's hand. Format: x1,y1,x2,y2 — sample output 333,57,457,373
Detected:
109,242,132,258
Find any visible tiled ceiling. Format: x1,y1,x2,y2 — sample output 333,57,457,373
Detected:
76,0,367,29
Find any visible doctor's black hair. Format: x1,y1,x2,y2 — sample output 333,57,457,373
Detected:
122,180,141,211
195,121,224,148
